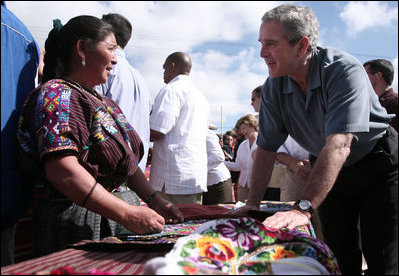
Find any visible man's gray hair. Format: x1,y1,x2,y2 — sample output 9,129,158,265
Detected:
262,4,319,52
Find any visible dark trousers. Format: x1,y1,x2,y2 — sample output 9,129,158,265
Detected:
263,188,281,201
316,126,398,275
203,178,233,205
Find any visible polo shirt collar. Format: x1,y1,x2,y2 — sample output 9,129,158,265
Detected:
282,49,321,95
308,48,321,91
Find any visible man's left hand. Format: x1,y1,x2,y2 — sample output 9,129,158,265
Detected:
263,209,310,230
149,197,184,224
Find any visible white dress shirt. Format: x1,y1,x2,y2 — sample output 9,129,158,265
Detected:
224,138,257,188
94,48,152,172
207,129,231,186
277,135,309,160
150,75,210,194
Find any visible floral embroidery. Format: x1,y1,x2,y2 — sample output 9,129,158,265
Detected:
155,217,341,274
196,237,236,261
270,246,296,260
216,219,263,250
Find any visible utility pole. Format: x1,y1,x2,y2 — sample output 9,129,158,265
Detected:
220,105,223,137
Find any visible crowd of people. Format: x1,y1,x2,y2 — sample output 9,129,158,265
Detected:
2,2,397,275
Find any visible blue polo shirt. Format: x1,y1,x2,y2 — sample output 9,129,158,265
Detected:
257,46,393,167
1,3,40,228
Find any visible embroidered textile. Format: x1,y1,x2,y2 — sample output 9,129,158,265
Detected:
117,219,208,243
144,217,340,275
17,79,144,191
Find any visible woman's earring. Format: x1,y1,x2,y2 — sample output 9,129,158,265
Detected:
82,58,86,67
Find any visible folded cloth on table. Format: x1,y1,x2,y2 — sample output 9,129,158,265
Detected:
177,203,246,221
143,217,340,275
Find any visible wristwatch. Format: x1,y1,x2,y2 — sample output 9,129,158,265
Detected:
294,199,313,215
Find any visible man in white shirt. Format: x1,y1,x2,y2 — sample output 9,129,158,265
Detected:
276,136,310,202
251,85,282,200
94,13,152,173
203,128,232,205
150,52,210,204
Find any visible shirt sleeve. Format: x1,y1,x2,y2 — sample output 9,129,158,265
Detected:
36,82,81,158
323,62,371,136
150,87,182,134
224,141,246,171
207,130,225,170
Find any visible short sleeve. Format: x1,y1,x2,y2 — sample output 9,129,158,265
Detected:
323,63,371,136
150,87,182,134
36,81,82,157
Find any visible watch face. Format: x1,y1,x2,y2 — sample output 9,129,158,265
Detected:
299,200,310,210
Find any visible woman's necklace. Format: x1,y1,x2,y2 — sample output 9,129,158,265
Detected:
62,78,105,103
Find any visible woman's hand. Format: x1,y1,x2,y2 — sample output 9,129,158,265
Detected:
123,205,166,234
148,195,184,224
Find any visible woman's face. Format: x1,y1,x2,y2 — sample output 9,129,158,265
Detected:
86,33,117,86
240,124,255,139
224,135,234,147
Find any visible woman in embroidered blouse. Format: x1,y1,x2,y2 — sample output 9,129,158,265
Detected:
17,15,183,256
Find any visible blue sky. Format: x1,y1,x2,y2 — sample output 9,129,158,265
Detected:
7,1,398,133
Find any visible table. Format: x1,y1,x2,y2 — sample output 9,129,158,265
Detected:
2,202,317,275
1,246,166,275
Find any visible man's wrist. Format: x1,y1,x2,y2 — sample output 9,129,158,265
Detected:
145,191,159,205
291,204,312,219
292,199,313,219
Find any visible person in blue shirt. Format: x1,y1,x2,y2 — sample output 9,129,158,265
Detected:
234,4,397,275
1,1,40,266
94,13,152,173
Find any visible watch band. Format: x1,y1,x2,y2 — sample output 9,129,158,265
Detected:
294,199,314,215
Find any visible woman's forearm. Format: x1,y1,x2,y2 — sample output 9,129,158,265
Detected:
44,155,131,223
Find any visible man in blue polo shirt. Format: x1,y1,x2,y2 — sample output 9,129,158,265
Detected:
234,4,397,275
1,1,40,266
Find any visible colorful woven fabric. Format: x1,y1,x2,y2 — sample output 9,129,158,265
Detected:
1,248,165,275
144,166,151,181
144,217,340,275
115,203,315,243
177,203,315,237
117,219,208,243
17,79,143,191
177,203,245,221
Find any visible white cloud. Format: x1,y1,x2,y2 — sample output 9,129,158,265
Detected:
340,1,398,36
179,47,267,128
6,1,279,130
6,1,397,131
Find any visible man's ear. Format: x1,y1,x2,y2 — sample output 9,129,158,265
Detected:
375,71,384,81
297,36,310,57
170,62,176,72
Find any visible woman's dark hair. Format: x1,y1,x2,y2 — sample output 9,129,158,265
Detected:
42,15,114,83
